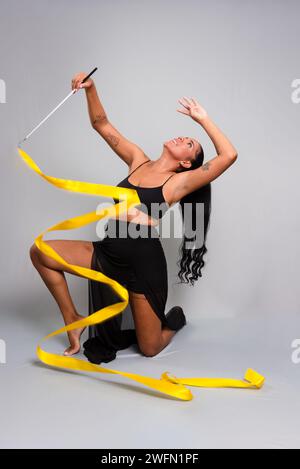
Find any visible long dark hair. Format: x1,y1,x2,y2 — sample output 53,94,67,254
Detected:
175,146,211,286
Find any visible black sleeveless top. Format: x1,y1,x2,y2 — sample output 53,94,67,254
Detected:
112,160,175,220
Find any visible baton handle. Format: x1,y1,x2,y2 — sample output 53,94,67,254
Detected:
80,67,98,84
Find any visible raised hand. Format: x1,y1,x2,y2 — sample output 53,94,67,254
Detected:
71,72,94,93
177,96,208,122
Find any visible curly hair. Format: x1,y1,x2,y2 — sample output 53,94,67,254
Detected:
175,146,212,286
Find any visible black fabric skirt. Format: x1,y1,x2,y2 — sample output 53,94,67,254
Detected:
83,219,173,364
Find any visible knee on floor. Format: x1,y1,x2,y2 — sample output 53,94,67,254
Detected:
29,243,39,263
139,342,161,358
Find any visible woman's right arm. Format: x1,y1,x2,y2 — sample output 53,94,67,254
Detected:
85,83,109,128
71,72,147,167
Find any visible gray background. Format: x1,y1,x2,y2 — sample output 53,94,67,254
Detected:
0,0,299,449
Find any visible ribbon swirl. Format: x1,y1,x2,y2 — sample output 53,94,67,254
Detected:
18,147,265,401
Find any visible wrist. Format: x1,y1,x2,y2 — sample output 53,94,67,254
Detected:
85,83,96,95
193,114,210,126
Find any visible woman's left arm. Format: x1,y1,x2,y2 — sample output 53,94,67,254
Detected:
177,96,238,158
171,97,238,201
196,115,238,159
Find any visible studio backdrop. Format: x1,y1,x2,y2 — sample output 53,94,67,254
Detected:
0,0,299,449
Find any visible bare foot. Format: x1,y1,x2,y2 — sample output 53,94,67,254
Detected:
63,314,86,356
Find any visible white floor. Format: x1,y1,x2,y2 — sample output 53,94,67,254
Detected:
0,306,299,449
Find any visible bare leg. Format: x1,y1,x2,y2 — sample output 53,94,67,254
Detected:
29,240,94,356
128,291,177,357
160,326,177,351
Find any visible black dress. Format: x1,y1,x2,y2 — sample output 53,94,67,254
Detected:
83,160,177,364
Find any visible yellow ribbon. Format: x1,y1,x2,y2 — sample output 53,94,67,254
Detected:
18,147,265,401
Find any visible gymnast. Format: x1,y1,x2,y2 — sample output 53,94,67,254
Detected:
29,72,238,359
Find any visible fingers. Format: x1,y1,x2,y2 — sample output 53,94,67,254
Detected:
177,108,189,115
180,96,198,106
71,73,86,92
182,96,192,105
71,78,79,92
178,98,190,109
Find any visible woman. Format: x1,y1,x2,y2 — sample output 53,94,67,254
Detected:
29,72,238,362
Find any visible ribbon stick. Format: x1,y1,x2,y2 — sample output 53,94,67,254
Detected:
17,146,265,401
18,68,98,147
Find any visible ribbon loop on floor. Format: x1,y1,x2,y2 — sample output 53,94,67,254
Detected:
18,147,265,401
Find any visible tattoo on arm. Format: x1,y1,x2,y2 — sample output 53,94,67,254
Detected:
92,113,108,126
201,162,211,171
106,133,120,148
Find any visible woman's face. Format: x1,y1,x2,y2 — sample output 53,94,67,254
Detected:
164,136,201,163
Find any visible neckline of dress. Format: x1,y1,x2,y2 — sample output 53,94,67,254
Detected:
126,160,165,189
126,177,164,190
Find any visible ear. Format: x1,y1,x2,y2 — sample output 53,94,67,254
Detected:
179,160,192,169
